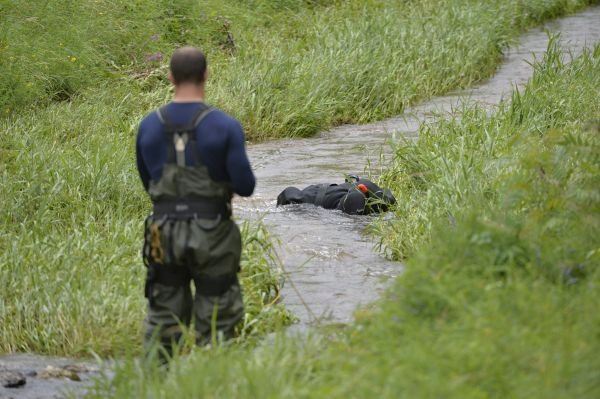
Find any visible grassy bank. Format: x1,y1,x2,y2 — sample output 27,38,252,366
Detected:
373,35,600,260
84,40,600,398
1,0,593,141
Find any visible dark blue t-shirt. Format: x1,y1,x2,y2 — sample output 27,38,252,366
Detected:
136,102,255,197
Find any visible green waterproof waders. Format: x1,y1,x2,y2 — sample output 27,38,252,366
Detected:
142,104,244,356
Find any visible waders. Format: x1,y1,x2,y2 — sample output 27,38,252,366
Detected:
142,104,244,358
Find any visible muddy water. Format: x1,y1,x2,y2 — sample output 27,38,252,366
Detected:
2,7,599,399
235,6,600,329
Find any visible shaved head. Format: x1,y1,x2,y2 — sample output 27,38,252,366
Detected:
169,46,207,85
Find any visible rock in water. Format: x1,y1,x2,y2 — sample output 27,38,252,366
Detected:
0,369,27,388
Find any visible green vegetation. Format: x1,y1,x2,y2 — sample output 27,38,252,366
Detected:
1,1,598,396
1,0,593,141
0,190,292,357
0,57,293,356
373,35,600,261
85,40,600,398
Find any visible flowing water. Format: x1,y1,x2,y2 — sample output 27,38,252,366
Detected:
235,6,600,329
2,6,599,399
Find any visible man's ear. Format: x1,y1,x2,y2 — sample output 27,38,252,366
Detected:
203,68,209,83
168,71,176,85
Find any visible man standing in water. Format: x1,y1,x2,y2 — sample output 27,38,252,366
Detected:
136,47,255,359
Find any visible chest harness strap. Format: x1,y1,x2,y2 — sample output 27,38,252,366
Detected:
155,104,213,167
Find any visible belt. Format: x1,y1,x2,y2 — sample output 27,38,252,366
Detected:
153,200,231,219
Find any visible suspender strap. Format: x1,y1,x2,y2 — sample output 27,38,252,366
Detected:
155,104,212,132
155,104,214,165
155,105,171,127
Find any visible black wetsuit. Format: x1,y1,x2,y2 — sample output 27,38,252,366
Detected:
276,178,396,215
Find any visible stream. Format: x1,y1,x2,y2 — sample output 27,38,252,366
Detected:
2,6,599,399
236,6,600,329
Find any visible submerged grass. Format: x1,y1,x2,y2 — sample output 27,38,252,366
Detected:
83,39,600,398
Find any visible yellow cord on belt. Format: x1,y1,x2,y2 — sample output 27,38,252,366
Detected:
150,223,164,264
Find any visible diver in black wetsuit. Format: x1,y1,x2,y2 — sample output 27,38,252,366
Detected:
276,175,396,215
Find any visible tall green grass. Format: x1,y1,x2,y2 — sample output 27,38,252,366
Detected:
81,38,600,399
1,0,593,140
0,87,293,356
373,34,600,260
